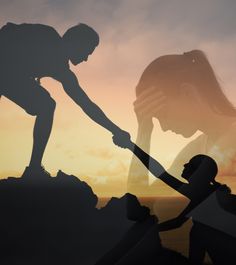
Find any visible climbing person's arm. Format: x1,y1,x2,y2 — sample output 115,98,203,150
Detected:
59,69,130,140
121,141,185,192
158,202,194,231
158,215,188,232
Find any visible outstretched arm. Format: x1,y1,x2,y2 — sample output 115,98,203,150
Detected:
124,141,185,192
113,135,188,194
158,202,195,231
59,69,129,138
158,213,188,232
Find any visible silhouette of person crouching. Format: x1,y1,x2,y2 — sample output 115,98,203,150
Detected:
113,136,236,264
0,22,130,179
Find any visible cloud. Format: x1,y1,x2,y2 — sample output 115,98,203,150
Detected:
1,0,236,38
88,175,108,185
86,147,114,160
96,159,127,178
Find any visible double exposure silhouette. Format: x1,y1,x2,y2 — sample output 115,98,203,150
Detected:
114,133,236,264
124,50,236,263
95,193,189,265
0,22,130,179
128,50,236,193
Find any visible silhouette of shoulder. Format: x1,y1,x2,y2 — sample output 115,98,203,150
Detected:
0,22,63,57
0,22,69,79
0,22,61,43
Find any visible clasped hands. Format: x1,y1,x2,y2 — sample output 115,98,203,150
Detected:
112,129,132,149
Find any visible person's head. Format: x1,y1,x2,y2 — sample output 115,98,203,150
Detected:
62,23,99,65
136,50,236,137
181,154,218,186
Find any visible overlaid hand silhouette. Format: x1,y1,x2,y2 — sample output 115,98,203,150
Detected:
134,86,166,129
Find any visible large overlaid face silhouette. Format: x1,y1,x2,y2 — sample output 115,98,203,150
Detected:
152,80,200,137
135,50,236,138
135,57,201,138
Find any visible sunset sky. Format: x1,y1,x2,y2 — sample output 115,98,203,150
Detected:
1,0,236,197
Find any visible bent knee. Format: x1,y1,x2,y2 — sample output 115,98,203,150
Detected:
40,97,56,114
26,97,56,116
48,97,56,111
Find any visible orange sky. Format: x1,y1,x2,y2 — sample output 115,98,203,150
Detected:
1,1,236,197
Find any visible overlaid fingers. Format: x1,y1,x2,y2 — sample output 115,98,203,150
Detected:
134,87,165,109
134,88,166,118
136,85,157,100
135,100,166,118
135,86,165,103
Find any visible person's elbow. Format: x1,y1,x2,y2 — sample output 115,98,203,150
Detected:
158,217,186,232
62,82,90,109
63,83,77,99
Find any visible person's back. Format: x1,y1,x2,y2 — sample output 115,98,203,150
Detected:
0,22,68,82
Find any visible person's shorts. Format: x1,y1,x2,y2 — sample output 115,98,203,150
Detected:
1,77,54,116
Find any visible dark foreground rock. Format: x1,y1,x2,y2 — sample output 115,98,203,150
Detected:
0,171,189,265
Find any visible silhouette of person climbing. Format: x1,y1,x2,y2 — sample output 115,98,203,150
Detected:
0,22,130,179
95,193,162,265
128,50,236,193
113,135,236,264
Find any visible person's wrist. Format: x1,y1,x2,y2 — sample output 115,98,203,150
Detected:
138,119,154,132
111,125,122,135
